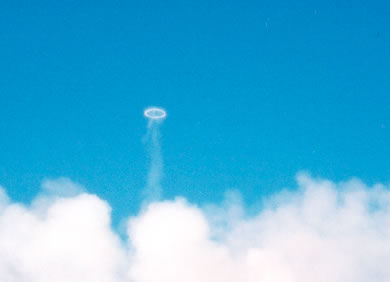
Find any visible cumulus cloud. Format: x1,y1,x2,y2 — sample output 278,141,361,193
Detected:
0,180,126,282
0,174,390,282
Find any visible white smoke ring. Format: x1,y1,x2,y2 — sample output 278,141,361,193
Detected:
144,107,167,120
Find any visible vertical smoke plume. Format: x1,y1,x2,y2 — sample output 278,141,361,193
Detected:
143,118,164,202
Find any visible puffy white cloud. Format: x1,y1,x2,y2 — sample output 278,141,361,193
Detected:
0,174,390,282
0,180,126,282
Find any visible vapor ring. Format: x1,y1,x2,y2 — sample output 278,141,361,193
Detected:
144,107,167,120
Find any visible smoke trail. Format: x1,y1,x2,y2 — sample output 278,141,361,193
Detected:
143,119,164,202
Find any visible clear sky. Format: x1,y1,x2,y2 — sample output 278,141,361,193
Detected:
0,0,389,226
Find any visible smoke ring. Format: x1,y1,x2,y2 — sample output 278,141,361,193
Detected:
144,107,167,120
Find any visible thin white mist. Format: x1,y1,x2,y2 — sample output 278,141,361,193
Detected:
143,108,166,202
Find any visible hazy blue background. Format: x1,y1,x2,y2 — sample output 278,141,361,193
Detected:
0,0,389,224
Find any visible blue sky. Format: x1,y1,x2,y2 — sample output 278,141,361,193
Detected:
0,0,389,226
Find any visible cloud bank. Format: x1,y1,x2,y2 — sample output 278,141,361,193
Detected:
0,174,390,282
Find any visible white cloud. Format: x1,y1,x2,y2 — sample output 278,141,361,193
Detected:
0,174,390,282
0,180,126,282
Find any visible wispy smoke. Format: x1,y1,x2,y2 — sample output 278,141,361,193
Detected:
143,119,164,202
0,174,390,282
